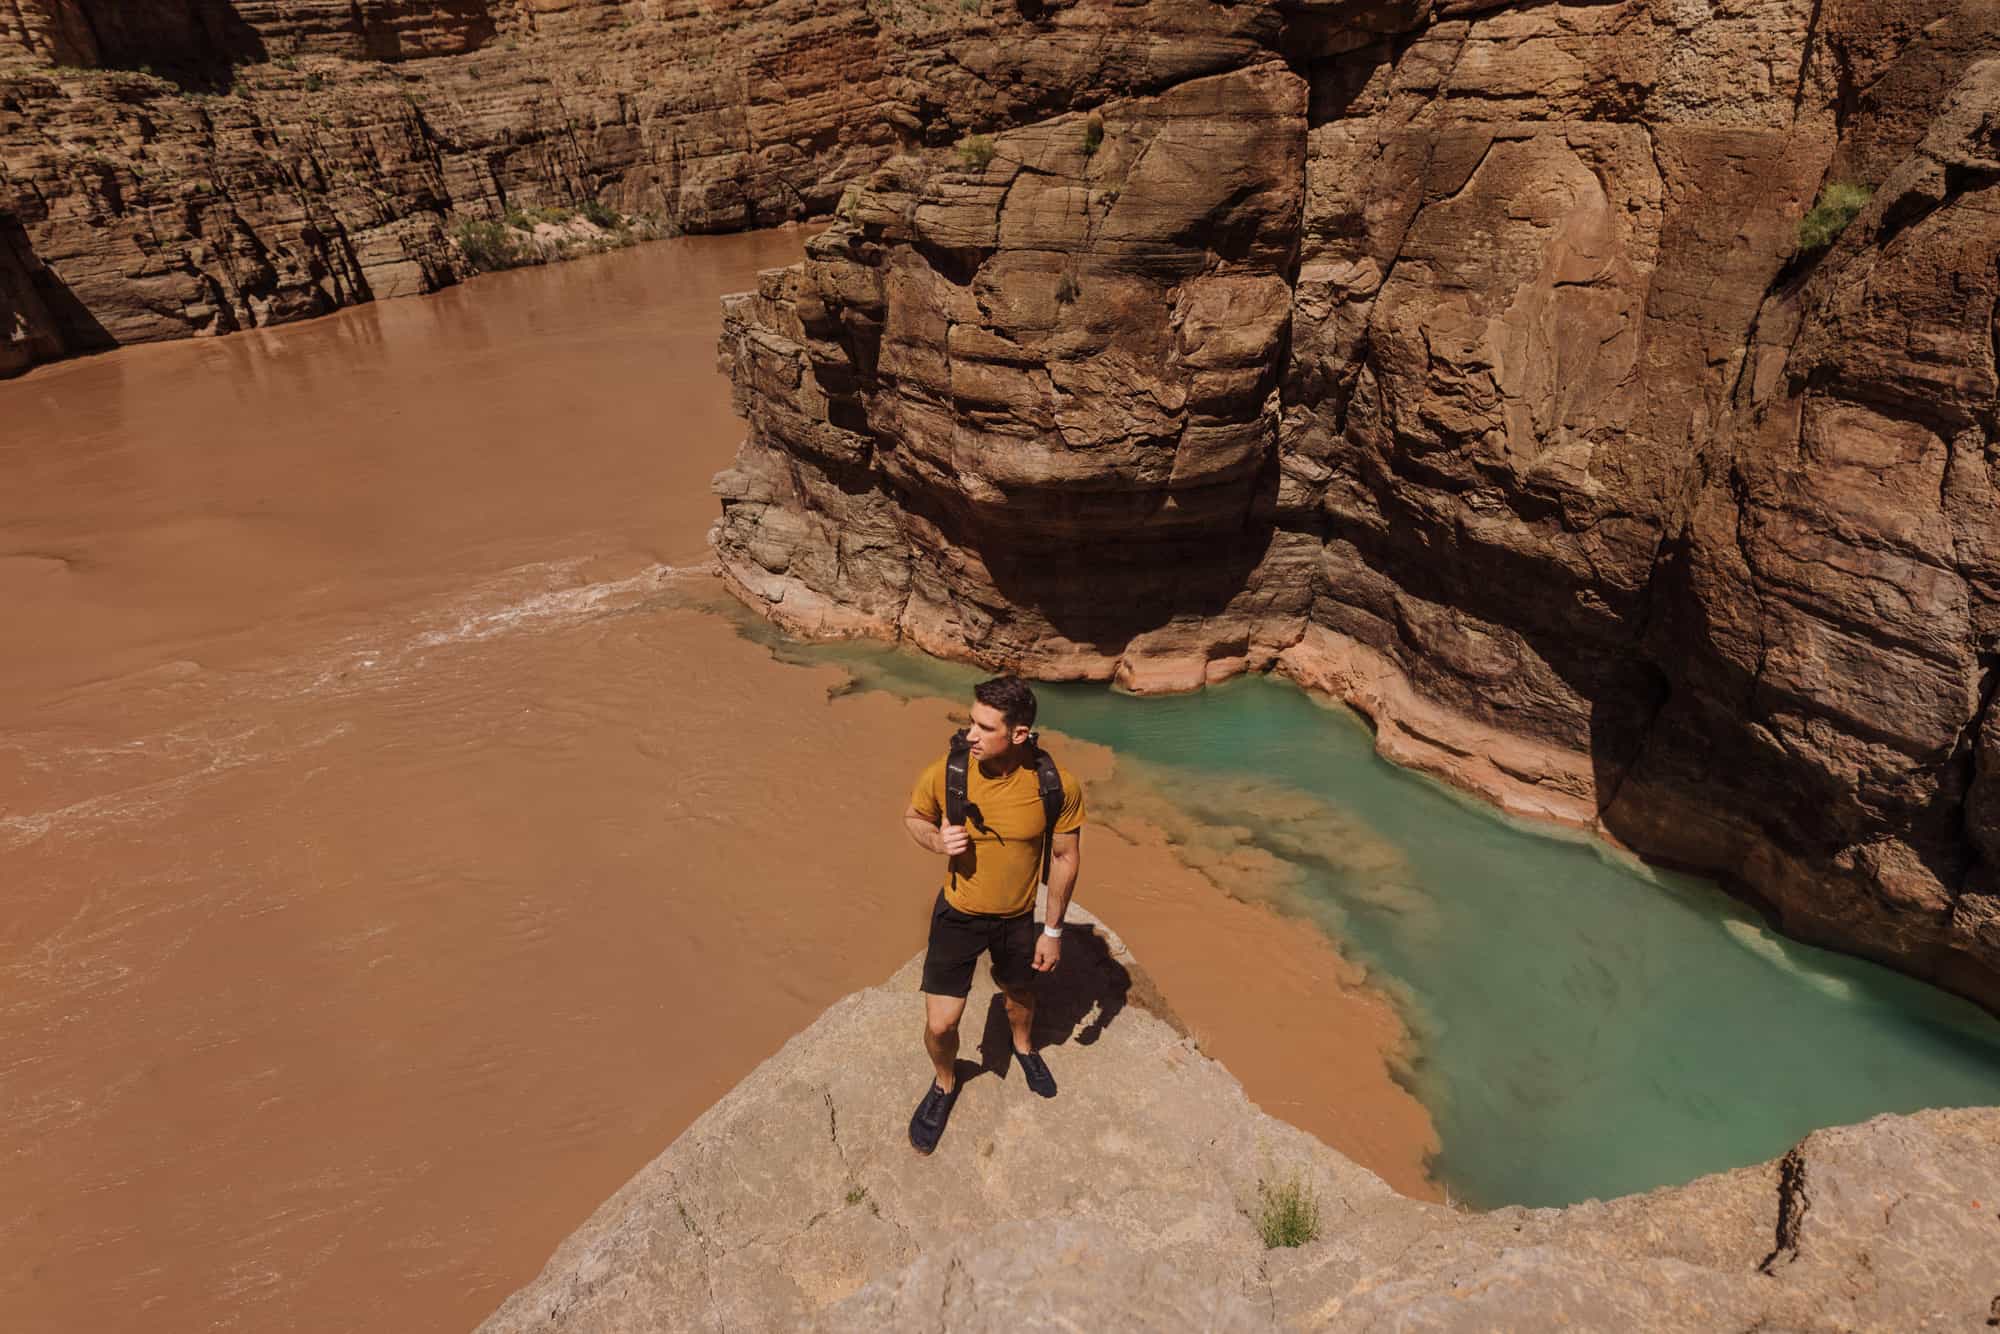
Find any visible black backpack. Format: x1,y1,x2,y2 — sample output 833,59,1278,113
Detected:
945,728,1066,886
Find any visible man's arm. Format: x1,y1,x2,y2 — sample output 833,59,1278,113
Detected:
904,804,970,857
1032,830,1081,971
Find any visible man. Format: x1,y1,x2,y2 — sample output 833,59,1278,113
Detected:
902,675,1083,1154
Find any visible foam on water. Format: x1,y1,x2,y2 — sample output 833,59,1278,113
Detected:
4,560,710,852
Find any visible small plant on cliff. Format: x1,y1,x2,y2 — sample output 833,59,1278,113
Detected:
1796,182,1873,256
454,218,521,272
304,72,324,92
581,198,621,229
1256,1174,1320,1249
1082,114,1104,157
1055,270,1081,306
956,134,997,171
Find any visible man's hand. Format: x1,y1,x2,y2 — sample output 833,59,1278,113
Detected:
1032,933,1061,972
938,823,971,856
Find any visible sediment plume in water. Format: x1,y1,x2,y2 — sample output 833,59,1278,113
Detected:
0,232,1437,1333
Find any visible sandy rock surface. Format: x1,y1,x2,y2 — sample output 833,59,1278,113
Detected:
712,1,2000,1014
480,907,2000,1331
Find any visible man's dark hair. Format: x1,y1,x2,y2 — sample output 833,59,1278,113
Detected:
974,675,1038,731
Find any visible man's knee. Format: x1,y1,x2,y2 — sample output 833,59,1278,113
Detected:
923,994,967,1041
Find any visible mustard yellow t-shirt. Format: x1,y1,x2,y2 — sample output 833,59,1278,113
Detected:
910,753,1084,917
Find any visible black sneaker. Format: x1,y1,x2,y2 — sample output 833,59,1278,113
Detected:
909,1081,959,1154
1015,1048,1057,1099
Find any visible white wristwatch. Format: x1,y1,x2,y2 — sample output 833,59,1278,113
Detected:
1043,924,1064,938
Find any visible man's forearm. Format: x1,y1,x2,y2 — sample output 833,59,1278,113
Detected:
905,816,947,856
1044,853,1079,928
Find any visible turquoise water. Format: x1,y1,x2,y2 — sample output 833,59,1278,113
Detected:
734,613,2000,1208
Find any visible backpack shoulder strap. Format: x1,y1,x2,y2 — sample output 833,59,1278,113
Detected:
1030,736,1064,887
944,729,971,827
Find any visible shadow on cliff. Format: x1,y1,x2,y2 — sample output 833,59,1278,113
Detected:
967,478,1282,656
974,925,1133,1085
1,216,114,364
72,0,268,92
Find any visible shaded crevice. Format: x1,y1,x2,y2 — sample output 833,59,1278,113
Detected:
1949,656,2000,902
1725,466,1773,714
1758,1147,1810,1274
1789,0,1828,124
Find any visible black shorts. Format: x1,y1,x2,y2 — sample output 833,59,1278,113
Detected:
920,890,1037,998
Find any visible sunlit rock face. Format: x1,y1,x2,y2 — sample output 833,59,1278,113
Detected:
715,0,2000,1010
717,58,1311,684
0,0,1274,374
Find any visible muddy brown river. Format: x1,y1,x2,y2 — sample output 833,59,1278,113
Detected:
1,232,1433,1332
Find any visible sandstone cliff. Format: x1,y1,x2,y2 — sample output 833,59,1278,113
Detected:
480,909,2000,1330
0,0,1271,374
711,1,2000,1013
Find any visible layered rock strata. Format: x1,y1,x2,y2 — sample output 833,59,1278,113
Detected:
481,910,2000,1331
0,0,1273,374
713,1,2000,1011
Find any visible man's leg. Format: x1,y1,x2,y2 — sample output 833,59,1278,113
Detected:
992,914,1057,1098
998,983,1035,1056
913,895,980,1154
922,992,968,1092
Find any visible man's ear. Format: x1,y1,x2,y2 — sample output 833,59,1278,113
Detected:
1012,724,1032,745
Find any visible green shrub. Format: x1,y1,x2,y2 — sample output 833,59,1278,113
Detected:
274,55,297,71
1256,1175,1320,1249
1082,115,1103,157
1797,182,1873,255
581,198,621,229
955,134,996,170
1055,270,1080,306
454,218,521,272
304,72,324,93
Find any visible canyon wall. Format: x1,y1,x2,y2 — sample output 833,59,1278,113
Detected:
9,0,2000,1012
2,0,1269,373
713,0,2000,1010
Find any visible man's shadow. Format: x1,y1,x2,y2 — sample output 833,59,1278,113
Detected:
975,925,1131,1082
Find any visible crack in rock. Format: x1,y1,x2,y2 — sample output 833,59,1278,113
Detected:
1758,1147,1810,1275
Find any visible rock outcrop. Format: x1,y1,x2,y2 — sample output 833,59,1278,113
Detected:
0,0,1273,374
479,909,2000,1331
712,1,2000,1013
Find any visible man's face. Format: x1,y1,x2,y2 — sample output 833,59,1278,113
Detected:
967,701,1027,761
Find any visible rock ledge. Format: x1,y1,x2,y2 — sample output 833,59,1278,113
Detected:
480,907,2000,1332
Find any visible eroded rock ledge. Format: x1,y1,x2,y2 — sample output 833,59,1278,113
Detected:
712,1,2000,1012
480,909,2000,1331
